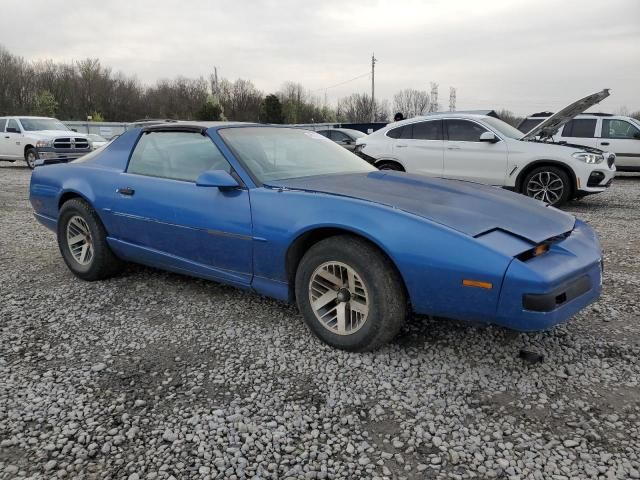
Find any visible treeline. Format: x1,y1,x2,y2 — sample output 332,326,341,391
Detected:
3,45,636,124
0,45,439,123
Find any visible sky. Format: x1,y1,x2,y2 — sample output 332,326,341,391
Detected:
1,0,639,115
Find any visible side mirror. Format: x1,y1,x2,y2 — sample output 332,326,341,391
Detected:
479,131,499,143
343,139,353,145
195,170,239,190
6,127,19,134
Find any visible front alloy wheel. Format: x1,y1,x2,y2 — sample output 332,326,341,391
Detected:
523,166,571,206
309,261,369,335
25,148,37,169
295,235,407,351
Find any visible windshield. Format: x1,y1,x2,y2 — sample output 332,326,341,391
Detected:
483,117,525,140
19,118,70,132
219,127,375,183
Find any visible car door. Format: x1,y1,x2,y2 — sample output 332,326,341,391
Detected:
442,119,508,185
0,119,9,159
330,130,356,151
598,118,640,169
387,121,444,176
558,118,599,149
2,119,25,160
109,130,253,285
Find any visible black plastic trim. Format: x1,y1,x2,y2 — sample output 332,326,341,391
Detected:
522,275,592,312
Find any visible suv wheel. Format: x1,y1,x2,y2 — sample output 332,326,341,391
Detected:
295,235,407,352
25,148,37,169
376,161,404,172
522,166,571,206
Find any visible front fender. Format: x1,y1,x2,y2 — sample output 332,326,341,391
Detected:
250,188,513,320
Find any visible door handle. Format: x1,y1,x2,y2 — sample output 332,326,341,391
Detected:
4,136,9,139
600,142,610,146
447,146,461,150
116,187,135,196
396,144,408,148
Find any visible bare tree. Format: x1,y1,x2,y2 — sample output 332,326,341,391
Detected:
337,93,388,123
392,89,430,118
497,109,523,127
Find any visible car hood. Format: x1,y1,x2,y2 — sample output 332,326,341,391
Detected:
27,130,89,139
521,89,610,140
267,171,575,244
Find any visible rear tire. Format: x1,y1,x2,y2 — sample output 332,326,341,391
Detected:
25,148,37,169
521,166,571,206
295,235,407,352
57,198,124,281
376,161,404,172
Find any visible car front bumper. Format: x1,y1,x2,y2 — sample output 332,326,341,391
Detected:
35,147,91,162
493,219,602,331
577,158,616,193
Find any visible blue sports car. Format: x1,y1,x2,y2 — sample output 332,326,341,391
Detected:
29,123,603,351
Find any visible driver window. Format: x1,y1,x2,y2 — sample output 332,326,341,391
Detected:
446,120,488,142
602,119,639,139
128,131,231,182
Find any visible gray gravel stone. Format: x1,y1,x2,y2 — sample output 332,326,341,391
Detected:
1,166,640,479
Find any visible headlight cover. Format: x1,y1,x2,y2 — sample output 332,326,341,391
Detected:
35,139,52,148
572,152,604,164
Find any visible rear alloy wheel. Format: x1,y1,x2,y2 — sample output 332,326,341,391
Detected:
522,166,571,206
25,148,37,169
295,235,407,351
58,198,124,280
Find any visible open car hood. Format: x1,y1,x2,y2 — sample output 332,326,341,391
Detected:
521,89,610,140
267,171,575,244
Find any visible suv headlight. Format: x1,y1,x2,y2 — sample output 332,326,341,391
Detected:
572,152,603,164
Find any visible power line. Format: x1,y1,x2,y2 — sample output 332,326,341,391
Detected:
313,71,370,93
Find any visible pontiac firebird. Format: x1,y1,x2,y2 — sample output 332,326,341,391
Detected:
29,123,603,351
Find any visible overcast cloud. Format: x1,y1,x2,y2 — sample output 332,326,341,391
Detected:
1,0,638,115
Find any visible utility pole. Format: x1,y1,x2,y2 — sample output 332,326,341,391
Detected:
449,87,456,112
371,54,377,122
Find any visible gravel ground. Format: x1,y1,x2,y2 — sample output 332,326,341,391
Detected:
1,163,639,480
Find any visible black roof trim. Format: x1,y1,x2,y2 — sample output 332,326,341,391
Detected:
142,124,207,134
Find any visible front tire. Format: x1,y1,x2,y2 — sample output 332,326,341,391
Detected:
522,166,571,206
295,235,407,352
25,148,37,169
57,199,124,281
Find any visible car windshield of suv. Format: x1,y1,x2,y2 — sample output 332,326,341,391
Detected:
220,127,375,183
19,118,70,131
483,117,525,140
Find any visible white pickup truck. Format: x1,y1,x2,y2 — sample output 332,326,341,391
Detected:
0,116,92,169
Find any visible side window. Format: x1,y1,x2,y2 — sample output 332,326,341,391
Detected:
128,131,232,182
0,119,6,132
317,130,331,138
331,131,350,142
387,126,404,139
446,120,488,142
411,121,442,140
602,119,640,139
7,119,20,133
562,119,596,138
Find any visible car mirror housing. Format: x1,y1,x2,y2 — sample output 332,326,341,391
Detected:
195,170,240,189
480,132,499,143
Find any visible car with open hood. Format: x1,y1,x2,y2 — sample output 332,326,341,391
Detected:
355,90,616,206
29,123,603,351
519,112,640,172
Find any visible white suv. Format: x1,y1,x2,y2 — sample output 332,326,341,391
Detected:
355,90,616,206
519,113,640,172
0,116,91,169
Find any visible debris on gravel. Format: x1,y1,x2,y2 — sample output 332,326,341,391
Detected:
1,165,639,479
